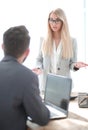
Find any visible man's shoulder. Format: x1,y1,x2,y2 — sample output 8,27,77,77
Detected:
20,64,37,77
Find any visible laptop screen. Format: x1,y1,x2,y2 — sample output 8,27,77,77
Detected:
44,73,72,112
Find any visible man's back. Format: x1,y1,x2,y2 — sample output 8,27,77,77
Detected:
0,56,50,130
0,25,50,130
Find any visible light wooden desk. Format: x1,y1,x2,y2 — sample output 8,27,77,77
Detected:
27,98,88,130
69,98,88,121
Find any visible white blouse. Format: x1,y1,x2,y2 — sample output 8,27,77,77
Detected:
51,41,62,74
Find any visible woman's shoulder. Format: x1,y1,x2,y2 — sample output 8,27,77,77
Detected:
40,37,44,43
71,37,77,48
71,37,77,44
71,37,77,42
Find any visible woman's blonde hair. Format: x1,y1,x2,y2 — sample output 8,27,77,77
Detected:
42,8,73,59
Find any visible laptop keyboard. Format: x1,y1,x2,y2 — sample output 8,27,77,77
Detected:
46,105,66,117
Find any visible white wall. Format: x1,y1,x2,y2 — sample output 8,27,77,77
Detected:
0,0,88,92
85,0,88,63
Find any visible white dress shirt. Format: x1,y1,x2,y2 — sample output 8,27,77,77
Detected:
51,41,62,74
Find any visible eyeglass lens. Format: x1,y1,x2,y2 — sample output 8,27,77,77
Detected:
49,18,62,23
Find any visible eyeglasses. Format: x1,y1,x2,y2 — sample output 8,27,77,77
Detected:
48,18,62,24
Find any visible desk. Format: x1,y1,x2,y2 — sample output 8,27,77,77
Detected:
69,98,88,121
27,98,88,130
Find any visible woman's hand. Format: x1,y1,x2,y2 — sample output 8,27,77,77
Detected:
74,62,88,69
32,68,43,75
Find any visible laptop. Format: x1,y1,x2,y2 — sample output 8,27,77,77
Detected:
44,73,72,119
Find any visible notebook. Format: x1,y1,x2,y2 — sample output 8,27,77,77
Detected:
44,73,72,119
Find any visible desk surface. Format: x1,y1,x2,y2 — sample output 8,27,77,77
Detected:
27,98,88,130
69,98,88,120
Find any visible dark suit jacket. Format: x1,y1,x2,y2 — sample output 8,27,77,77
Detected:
0,56,50,130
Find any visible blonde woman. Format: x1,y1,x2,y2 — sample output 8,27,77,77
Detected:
33,8,88,94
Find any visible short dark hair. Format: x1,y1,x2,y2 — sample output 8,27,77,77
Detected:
3,25,30,58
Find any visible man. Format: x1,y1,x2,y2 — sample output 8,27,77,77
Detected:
0,25,50,130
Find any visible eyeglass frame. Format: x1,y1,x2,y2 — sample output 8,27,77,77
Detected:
48,18,62,24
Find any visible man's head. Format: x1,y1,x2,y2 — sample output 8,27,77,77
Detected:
2,25,30,62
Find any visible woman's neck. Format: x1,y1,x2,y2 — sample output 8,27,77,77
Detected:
53,32,61,47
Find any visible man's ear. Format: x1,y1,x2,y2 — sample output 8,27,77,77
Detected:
1,44,4,50
18,48,30,63
22,48,30,63
25,48,30,57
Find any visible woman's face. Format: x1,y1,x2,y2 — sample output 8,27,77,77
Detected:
48,13,63,32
